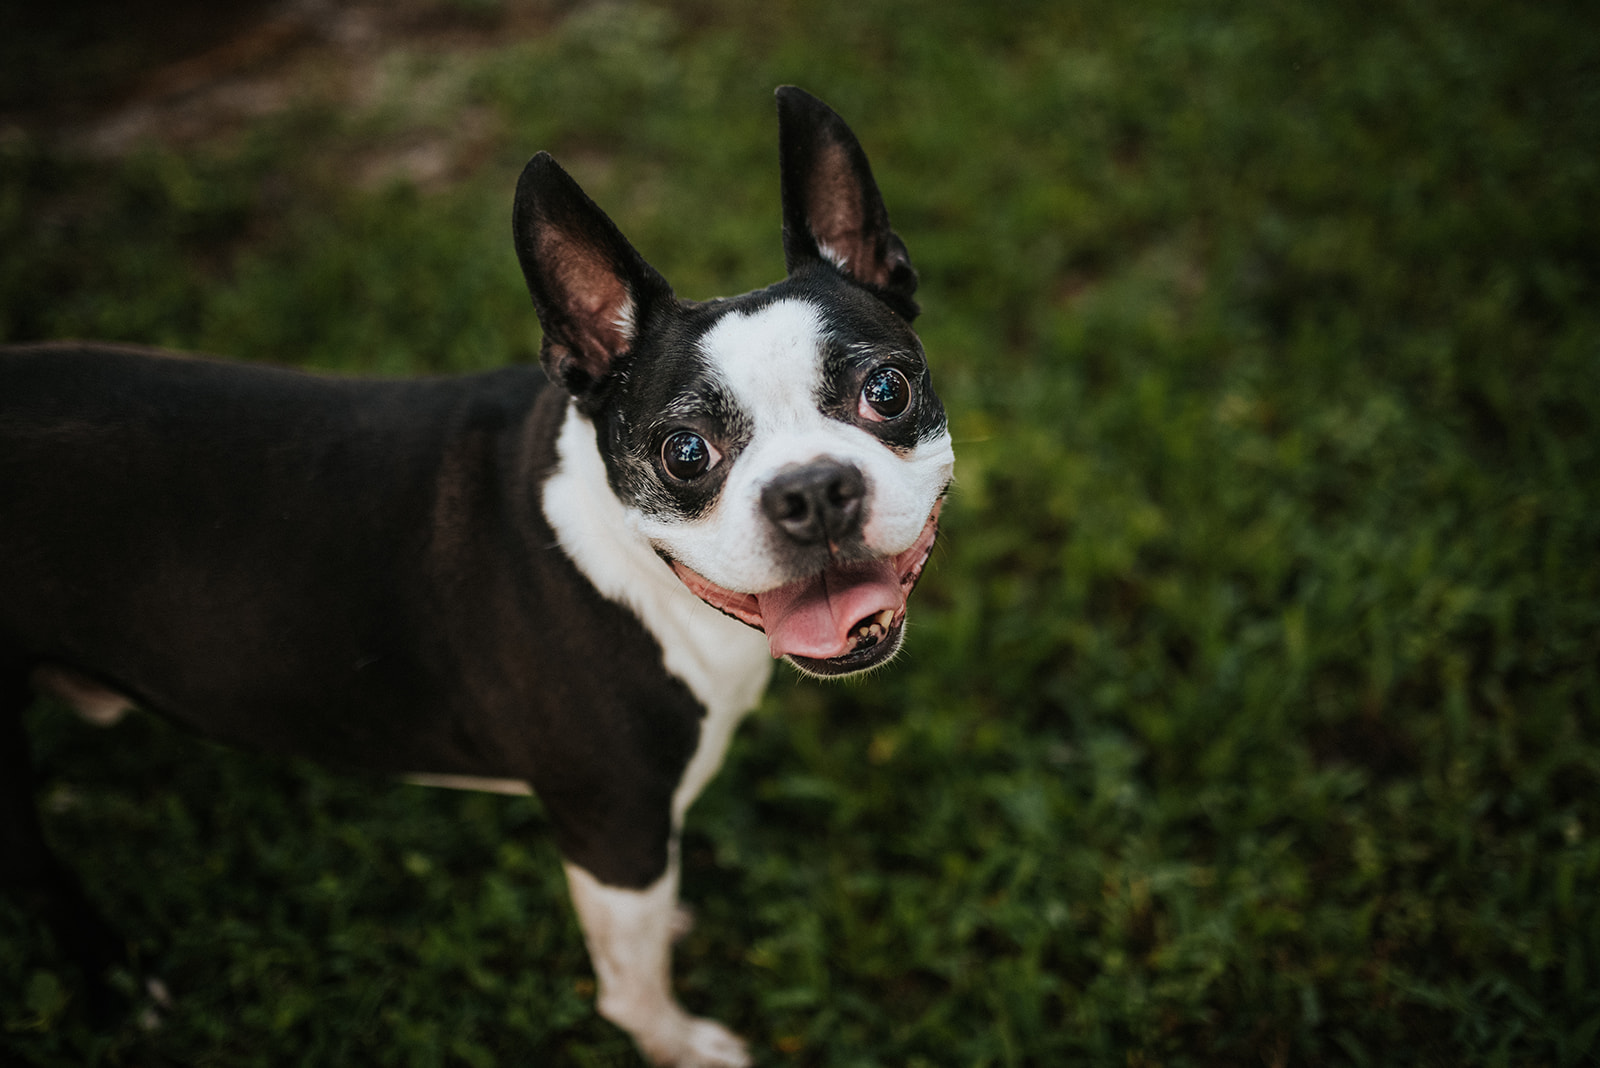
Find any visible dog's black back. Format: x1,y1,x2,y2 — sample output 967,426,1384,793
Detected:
0,342,702,888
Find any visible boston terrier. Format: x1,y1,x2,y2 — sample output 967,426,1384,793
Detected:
0,87,953,1066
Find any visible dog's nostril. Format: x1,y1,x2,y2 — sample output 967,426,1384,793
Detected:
827,466,866,507
776,492,808,521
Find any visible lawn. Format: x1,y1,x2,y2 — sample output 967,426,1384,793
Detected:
2,0,1598,1064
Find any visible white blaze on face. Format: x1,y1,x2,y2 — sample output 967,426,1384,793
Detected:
630,298,955,596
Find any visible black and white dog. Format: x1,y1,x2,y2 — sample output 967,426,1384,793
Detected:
0,87,952,1066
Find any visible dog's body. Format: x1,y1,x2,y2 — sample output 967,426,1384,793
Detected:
0,88,951,1066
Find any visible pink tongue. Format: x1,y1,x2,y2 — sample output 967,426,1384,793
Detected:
755,559,905,660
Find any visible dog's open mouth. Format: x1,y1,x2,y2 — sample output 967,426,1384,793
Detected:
670,502,942,676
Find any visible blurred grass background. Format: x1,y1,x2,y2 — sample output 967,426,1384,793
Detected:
2,0,1598,1064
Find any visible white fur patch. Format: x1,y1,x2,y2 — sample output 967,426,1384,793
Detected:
31,666,134,727
817,242,852,273
631,298,955,596
611,293,637,341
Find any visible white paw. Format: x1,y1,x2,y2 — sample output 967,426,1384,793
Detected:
634,1014,750,1068
675,1017,751,1068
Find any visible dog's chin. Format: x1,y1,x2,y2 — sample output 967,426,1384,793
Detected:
668,502,941,676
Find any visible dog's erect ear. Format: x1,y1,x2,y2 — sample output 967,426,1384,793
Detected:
513,152,674,401
776,86,918,320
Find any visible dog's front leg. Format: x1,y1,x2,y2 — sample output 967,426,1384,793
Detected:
564,857,749,1068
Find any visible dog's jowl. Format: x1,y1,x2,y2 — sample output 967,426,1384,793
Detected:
0,87,952,1067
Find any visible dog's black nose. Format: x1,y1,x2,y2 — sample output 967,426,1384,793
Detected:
761,460,866,547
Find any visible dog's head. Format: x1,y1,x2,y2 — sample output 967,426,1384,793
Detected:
513,87,953,678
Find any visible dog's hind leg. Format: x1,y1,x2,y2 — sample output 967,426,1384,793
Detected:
564,855,750,1068
0,653,128,1021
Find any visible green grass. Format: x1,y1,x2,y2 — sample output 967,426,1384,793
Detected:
3,0,1598,1064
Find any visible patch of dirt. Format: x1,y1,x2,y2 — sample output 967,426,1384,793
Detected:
4,0,571,186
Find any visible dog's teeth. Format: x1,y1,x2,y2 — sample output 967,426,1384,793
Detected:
846,610,900,652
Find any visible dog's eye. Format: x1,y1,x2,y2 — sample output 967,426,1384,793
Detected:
661,430,718,481
859,366,911,421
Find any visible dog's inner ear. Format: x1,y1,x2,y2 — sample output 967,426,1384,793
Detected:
515,152,673,398
804,141,894,289
536,230,636,392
